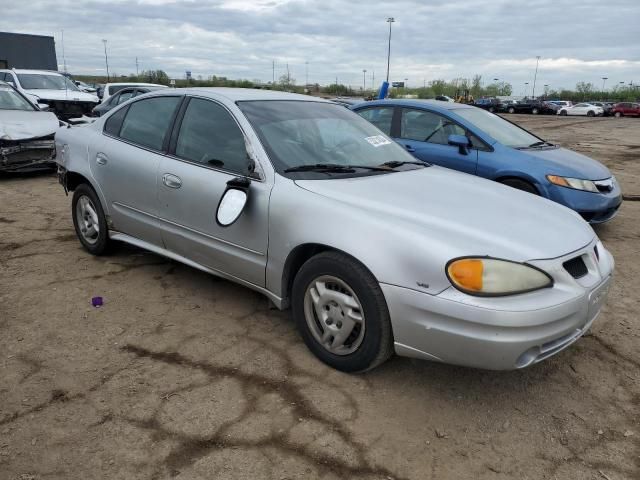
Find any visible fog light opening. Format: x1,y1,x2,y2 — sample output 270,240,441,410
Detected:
516,346,541,368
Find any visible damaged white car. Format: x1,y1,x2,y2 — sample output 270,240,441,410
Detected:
0,81,59,172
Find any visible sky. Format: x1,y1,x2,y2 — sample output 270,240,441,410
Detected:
1,0,639,92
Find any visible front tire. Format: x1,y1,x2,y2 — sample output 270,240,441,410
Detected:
72,184,111,255
587,110,595,117
614,111,622,118
292,251,393,372
499,178,539,195
508,107,515,114
532,108,539,115
560,110,568,116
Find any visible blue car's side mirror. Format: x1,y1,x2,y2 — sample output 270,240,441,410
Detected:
448,134,471,155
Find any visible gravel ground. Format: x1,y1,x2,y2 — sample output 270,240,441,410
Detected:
0,115,638,480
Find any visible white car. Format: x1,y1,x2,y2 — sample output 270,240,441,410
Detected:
100,82,167,104
558,103,604,117
0,69,99,120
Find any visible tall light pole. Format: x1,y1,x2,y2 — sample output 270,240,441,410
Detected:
385,17,395,83
61,30,67,73
493,78,499,95
532,55,540,98
305,61,309,86
543,84,549,98
404,78,408,89
272,60,275,84
135,57,139,76
363,69,367,91
102,39,110,82
524,82,529,97
601,77,608,93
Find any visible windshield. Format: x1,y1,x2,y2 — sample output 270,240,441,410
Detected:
17,74,80,91
238,100,422,178
0,87,35,111
454,107,542,148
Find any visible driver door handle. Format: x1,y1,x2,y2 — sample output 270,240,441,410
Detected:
162,173,182,189
404,144,416,153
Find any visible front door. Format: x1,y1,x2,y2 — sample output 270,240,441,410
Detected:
157,96,270,287
91,95,182,245
396,107,478,175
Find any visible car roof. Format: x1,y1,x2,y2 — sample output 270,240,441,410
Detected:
105,82,167,87
151,87,331,103
0,69,63,75
353,98,473,112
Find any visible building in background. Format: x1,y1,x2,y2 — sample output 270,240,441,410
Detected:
0,32,57,70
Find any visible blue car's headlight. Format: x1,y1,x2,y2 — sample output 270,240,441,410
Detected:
547,175,599,193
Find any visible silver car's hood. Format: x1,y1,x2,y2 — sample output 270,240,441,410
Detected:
0,110,59,140
24,89,99,103
295,166,595,261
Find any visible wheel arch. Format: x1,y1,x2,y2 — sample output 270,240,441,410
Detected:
494,174,543,195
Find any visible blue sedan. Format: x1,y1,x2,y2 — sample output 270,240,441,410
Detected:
352,99,622,223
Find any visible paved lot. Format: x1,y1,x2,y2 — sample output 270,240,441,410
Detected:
1,115,638,480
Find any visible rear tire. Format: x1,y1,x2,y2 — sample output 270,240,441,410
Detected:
292,251,393,372
508,107,515,114
72,184,111,255
560,110,568,116
587,110,595,117
614,111,622,118
499,178,539,195
488,106,495,113
532,108,539,115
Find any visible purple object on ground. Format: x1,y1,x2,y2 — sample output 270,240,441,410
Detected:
91,296,103,307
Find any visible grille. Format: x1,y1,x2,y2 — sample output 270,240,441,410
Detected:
563,256,588,279
594,178,613,192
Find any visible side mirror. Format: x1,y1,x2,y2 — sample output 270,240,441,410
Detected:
37,103,50,111
448,134,471,155
216,177,251,226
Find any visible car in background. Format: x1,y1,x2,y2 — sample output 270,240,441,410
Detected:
473,97,504,113
328,97,365,108
548,100,573,109
435,95,455,102
558,103,604,117
55,88,614,372
74,80,97,93
0,69,99,120
588,101,613,116
91,85,166,117
505,99,557,115
100,82,167,104
353,99,621,223
0,81,58,172
610,102,640,117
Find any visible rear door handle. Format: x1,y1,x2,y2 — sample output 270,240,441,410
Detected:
96,153,108,165
162,173,182,189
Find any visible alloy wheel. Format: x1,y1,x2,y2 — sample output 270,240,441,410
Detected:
75,195,100,245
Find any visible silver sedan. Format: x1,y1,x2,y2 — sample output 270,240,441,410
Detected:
54,88,614,372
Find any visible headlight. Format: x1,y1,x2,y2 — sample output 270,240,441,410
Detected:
547,175,599,193
446,257,553,296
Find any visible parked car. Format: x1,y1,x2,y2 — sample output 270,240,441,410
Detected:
74,80,97,93
473,97,504,113
610,102,640,117
505,99,557,115
55,88,614,372
558,103,604,117
0,81,58,172
353,99,621,223
435,95,455,102
100,82,167,104
588,101,613,116
0,69,99,120
91,86,166,117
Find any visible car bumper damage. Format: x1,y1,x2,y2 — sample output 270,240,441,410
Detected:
383,239,614,370
0,135,56,172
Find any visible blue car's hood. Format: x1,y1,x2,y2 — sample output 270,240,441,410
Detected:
518,146,611,180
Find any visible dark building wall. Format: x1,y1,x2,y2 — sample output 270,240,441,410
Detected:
0,32,58,70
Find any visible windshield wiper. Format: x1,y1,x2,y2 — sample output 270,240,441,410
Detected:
284,163,389,173
379,160,428,168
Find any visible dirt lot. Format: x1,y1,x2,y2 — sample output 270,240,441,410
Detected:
1,115,638,480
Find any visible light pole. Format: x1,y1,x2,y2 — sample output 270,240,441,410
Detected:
601,77,608,93
543,84,549,98
102,39,110,82
532,55,540,98
363,69,367,92
493,78,499,95
524,82,529,97
305,61,309,86
404,78,408,89
385,17,395,83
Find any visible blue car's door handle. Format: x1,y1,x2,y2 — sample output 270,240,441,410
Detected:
404,144,416,153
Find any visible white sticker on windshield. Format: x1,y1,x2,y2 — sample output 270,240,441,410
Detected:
365,135,392,147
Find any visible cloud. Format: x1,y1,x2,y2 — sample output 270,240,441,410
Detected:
1,0,638,89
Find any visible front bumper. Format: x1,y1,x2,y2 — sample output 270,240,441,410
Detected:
383,240,614,370
0,138,56,172
546,181,622,224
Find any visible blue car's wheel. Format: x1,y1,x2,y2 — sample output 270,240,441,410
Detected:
500,178,539,195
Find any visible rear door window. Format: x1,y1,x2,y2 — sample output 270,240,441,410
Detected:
119,96,181,151
356,107,394,136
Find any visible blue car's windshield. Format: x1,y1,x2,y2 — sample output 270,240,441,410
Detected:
455,108,542,149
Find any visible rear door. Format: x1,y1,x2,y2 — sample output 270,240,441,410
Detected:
157,96,270,286
396,107,478,174
92,95,182,246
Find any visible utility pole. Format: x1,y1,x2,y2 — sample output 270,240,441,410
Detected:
305,61,309,86
61,30,67,73
385,17,395,83
532,55,540,98
286,63,290,85
135,57,139,76
102,39,110,82
601,77,608,97
524,82,529,97
362,69,367,91
404,78,408,89
272,60,275,84
371,70,375,87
